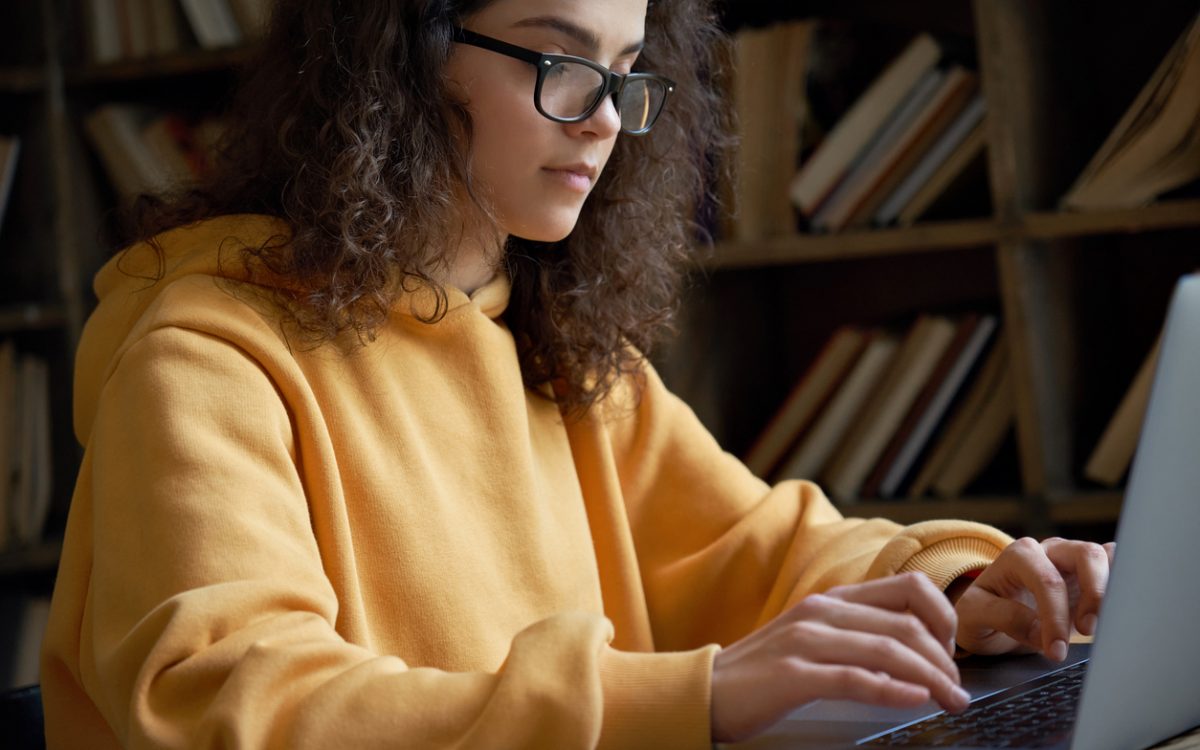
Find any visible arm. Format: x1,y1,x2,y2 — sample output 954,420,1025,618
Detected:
44,325,711,749
597,361,1012,650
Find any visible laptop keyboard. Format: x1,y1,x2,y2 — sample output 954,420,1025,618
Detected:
860,662,1088,748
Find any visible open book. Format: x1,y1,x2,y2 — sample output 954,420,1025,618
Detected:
1061,11,1200,210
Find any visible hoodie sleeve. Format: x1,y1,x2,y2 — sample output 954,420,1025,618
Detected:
597,361,1013,652
41,323,713,750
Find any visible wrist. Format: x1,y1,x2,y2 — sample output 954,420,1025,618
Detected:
945,567,984,605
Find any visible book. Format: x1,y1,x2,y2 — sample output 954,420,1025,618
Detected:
24,356,51,546
820,315,959,501
788,33,942,216
743,326,867,478
876,315,998,498
84,104,167,199
141,115,201,185
1062,12,1200,210
931,361,1015,498
122,0,153,60
814,66,978,232
809,68,946,230
907,336,1009,498
850,85,983,228
147,0,190,57
85,0,123,64
1084,332,1163,486
730,21,813,241
874,94,986,226
0,341,14,550
896,119,988,226
227,0,272,40
84,104,207,199
179,0,244,49
774,331,900,482
858,313,995,499
9,355,50,546
0,135,19,235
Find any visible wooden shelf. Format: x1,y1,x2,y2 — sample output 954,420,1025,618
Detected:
0,540,62,577
838,497,1029,526
1046,490,1124,525
709,200,1200,268
66,45,257,87
1023,200,1200,241
0,303,67,334
710,217,999,268
0,66,45,94
835,490,1125,527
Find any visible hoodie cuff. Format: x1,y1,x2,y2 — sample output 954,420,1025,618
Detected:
897,535,1002,591
598,644,719,750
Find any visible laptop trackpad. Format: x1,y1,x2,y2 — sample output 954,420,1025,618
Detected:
729,700,941,748
726,646,1092,749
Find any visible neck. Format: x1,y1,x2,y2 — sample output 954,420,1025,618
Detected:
444,246,502,296
439,213,507,297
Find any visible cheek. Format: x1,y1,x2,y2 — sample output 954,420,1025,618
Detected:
466,87,546,191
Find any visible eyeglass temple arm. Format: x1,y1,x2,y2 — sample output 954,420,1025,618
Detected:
451,28,543,66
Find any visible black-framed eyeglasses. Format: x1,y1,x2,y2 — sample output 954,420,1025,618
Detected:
451,27,675,135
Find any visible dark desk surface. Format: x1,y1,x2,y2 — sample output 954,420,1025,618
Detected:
728,644,1200,750
1151,727,1200,749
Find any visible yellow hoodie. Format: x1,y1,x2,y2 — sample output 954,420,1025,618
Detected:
42,214,1012,749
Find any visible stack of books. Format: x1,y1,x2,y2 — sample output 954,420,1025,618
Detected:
725,20,814,241
788,33,989,232
84,105,227,200
1061,11,1200,210
82,0,270,65
0,340,52,553
0,135,18,237
743,313,1013,502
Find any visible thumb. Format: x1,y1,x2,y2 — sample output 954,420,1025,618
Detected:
957,588,1040,655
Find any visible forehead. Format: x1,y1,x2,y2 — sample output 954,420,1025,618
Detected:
468,0,649,52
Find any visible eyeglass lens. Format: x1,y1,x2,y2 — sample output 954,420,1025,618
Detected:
539,61,666,132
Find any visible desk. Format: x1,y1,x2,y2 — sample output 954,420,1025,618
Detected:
730,645,1200,749
1151,727,1200,749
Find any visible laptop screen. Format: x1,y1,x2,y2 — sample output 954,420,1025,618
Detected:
1071,274,1200,750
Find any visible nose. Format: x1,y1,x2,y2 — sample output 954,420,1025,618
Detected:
566,93,622,140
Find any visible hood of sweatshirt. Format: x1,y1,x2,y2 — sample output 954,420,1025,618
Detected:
74,213,511,445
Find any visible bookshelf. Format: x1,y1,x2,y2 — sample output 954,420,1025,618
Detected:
0,0,257,687
0,0,1194,684
659,0,1200,537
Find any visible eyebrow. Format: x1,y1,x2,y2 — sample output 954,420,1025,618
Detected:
510,15,644,58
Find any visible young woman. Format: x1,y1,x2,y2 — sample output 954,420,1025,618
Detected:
42,0,1115,747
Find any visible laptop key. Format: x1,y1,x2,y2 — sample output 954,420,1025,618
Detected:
860,663,1088,747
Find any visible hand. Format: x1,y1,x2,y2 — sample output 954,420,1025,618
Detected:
954,537,1116,661
710,572,972,743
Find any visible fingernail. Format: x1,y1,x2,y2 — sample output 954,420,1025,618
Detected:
954,686,971,708
1050,639,1068,662
1081,614,1098,634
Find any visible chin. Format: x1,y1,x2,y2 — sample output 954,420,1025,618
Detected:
507,213,583,243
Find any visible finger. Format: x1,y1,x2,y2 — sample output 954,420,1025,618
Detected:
1043,539,1111,636
827,572,957,656
815,597,960,685
990,538,1071,660
800,622,971,713
800,663,932,710
955,586,1039,654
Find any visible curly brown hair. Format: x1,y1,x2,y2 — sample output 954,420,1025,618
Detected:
125,0,733,414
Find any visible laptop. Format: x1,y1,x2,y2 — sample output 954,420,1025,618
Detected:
731,274,1200,750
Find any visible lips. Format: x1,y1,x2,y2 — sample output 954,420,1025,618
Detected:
544,163,598,182
542,163,598,194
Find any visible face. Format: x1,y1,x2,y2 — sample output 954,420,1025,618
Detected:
446,0,650,243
